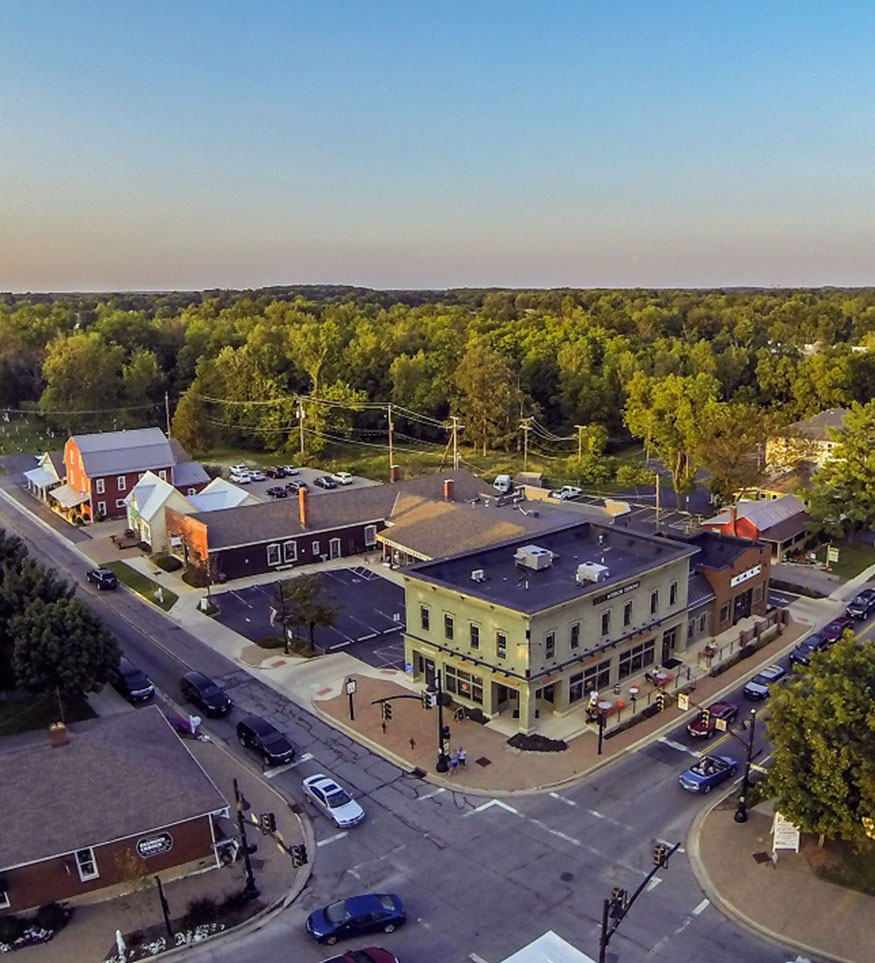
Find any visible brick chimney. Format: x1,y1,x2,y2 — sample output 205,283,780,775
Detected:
298,486,308,527
49,721,69,748
729,504,738,536
443,478,454,502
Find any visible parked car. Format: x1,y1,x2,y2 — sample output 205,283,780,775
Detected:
789,633,830,667
280,465,300,475
303,774,365,828
846,589,875,620
229,465,251,483
743,663,787,699
317,950,398,963
113,657,155,703
306,894,406,945
180,671,232,717
686,700,738,739
249,470,267,482
266,466,286,478
236,714,295,766
549,485,583,500
266,486,288,499
284,481,301,493
87,568,119,590
315,476,338,490
331,471,354,486
678,755,738,793
822,615,854,642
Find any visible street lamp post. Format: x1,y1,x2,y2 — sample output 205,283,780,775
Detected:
233,778,260,899
426,672,450,773
734,708,757,823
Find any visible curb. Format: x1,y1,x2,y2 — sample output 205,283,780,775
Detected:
686,791,858,963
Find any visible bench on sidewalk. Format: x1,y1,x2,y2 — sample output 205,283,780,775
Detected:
111,530,140,549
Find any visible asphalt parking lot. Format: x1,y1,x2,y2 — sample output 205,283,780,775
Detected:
221,465,380,502
215,567,406,669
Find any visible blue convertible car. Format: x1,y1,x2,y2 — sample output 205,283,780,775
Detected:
678,755,738,794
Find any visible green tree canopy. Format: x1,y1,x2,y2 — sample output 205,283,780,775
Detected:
765,635,875,843
275,573,339,653
695,401,774,503
11,597,120,697
453,342,522,455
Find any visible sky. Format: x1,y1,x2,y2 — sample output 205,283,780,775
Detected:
2,1,875,291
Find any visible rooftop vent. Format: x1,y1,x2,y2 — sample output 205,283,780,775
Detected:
576,561,610,584
471,569,487,583
514,544,554,571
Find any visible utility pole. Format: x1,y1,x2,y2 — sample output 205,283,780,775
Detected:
519,417,533,471
734,708,757,823
164,391,171,437
277,579,289,655
233,779,260,900
574,424,586,460
655,471,661,527
451,415,463,470
426,672,450,772
387,403,395,480
297,396,305,459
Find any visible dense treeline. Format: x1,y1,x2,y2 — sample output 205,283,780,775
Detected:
4,287,875,474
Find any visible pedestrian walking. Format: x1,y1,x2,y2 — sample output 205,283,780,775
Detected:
448,750,458,775
457,746,467,769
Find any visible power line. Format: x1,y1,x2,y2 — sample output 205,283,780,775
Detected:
1,401,162,416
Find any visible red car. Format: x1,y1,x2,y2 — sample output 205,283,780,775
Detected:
822,616,854,643
318,951,398,963
686,700,738,738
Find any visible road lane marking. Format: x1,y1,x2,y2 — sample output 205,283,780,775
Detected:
469,955,491,963
316,831,348,847
646,876,662,891
692,898,710,915
464,798,521,816
658,736,700,757
549,792,576,806
420,787,446,801
263,752,312,778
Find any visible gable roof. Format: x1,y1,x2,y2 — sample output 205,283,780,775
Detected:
189,478,257,513
0,707,227,870
173,461,210,487
196,470,495,550
71,427,175,477
125,471,184,521
779,408,850,441
703,495,805,532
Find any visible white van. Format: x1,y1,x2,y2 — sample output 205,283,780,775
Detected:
493,474,513,494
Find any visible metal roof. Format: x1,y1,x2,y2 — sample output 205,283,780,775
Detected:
71,428,175,477
704,495,805,531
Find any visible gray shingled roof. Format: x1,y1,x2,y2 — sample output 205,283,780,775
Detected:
687,573,717,608
72,428,174,477
0,707,228,870
781,408,850,441
199,470,494,550
173,461,210,487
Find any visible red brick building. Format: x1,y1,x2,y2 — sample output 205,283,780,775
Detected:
0,708,229,914
702,495,809,561
49,428,209,521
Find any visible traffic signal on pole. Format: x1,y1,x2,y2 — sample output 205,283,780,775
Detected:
263,812,277,834
291,843,309,867
440,725,451,742
609,887,627,919
422,690,437,709
382,701,393,721
701,708,711,727
259,813,270,835
655,692,666,711
652,843,668,867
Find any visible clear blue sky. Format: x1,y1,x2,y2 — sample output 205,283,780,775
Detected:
2,1,874,290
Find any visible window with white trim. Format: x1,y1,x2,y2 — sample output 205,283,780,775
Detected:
544,631,556,659
95,478,105,495
283,541,297,563
570,621,580,649
115,499,125,509
496,631,507,659
420,605,430,630
364,524,377,547
266,543,281,566
444,613,454,641
97,501,106,516
0,883,9,909
75,847,99,881
650,589,659,615
117,475,126,491
187,487,196,495
469,622,480,649
312,540,321,556
669,580,678,606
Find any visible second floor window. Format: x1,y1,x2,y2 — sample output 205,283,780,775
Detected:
95,478,105,495
470,623,480,648
601,610,611,636
650,590,659,615
570,621,580,649
420,606,430,631
544,631,555,659
117,475,126,491
669,580,678,606
623,601,633,627
444,614,454,641
496,632,507,659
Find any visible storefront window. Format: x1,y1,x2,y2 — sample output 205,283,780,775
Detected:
569,659,611,703
445,665,484,704
618,638,655,679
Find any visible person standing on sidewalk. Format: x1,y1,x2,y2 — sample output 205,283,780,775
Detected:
457,747,467,770
448,750,458,775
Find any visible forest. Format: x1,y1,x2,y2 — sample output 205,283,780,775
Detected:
3,286,875,506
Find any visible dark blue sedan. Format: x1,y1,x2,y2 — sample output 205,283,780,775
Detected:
306,894,406,945
678,755,738,794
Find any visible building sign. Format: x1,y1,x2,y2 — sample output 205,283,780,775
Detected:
827,546,840,563
136,832,174,859
771,812,800,853
592,581,640,606
730,564,762,588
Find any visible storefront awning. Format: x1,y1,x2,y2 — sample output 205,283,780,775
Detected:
23,466,57,488
50,484,89,509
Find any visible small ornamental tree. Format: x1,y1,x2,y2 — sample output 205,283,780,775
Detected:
275,573,339,653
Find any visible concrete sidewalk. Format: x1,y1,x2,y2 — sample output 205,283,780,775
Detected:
11,735,309,963
691,799,873,963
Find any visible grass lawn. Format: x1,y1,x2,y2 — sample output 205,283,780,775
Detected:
103,560,178,611
814,540,875,580
0,417,65,456
808,837,875,896
0,691,95,737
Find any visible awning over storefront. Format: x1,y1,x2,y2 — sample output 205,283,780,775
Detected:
24,467,57,488
50,484,89,509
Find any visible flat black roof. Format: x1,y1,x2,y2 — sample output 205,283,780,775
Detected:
405,521,698,615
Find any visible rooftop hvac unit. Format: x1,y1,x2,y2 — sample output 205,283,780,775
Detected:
576,561,610,584
514,545,554,571
471,569,487,583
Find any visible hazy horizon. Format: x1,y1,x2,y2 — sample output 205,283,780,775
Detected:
4,1,875,292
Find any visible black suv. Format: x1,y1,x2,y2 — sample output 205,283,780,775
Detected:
236,714,295,766
113,657,155,703
789,632,830,668
180,671,232,717
87,568,119,590
847,589,875,620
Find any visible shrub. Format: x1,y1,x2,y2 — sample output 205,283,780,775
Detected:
183,567,209,588
185,896,219,928
36,902,69,932
0,915,23,944
137,541,151,553
155,555,183,573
